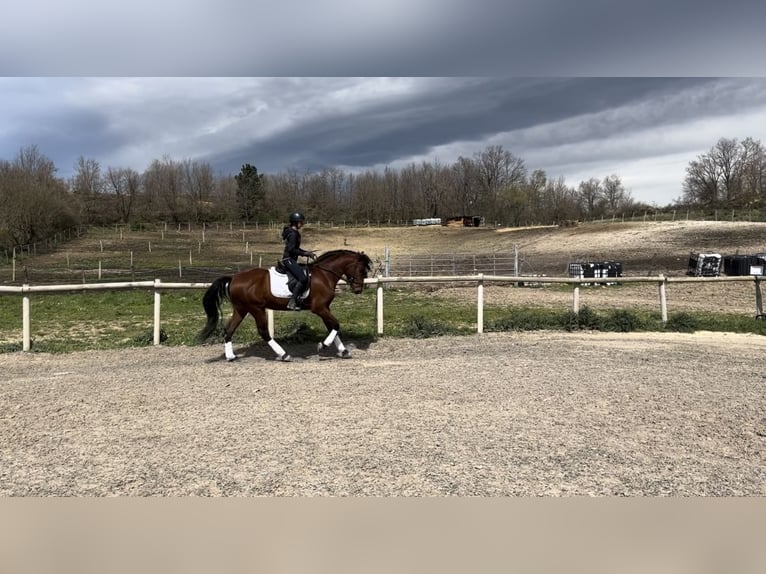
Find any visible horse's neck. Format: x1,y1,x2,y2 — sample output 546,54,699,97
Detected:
314,256,351,281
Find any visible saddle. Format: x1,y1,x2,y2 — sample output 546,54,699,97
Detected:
270,263,310,299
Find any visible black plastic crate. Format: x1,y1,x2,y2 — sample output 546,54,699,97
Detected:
688,253,722,277
724,255,764,276
568,261,622,283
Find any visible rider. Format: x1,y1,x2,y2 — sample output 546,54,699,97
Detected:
282,211,316,310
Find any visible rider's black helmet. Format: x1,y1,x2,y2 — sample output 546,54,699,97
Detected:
289,212,306,225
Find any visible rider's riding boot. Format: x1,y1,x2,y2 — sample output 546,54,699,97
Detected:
287,295,299,310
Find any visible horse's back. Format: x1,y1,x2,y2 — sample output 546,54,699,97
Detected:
229,267,271,302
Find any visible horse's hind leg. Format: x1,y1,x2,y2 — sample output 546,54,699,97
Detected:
252,307,292,362
222,308,246,361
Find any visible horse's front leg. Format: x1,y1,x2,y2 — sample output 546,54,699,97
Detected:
253,307,292,362
314,308,351,359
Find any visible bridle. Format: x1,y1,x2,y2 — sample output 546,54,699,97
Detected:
312,260,365,290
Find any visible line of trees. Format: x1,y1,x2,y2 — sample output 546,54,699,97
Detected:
10,137,763,252
1,144,647,251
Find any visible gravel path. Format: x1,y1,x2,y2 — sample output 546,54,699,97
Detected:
2,331,765,496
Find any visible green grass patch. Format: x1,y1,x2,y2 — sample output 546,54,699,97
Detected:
486,304,766,337
2,286,766,354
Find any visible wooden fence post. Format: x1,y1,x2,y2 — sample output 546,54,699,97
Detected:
756,276,763,317
153,279,162,345
573,285,580,313
22,284,30,351
377,278,384,335
477,274,484,334
658,275,668,323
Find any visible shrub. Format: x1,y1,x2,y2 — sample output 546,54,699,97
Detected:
602,309,644,332
489,308,558,331
665,312,699,333
576,305,602,330
560,305,602,331
561,310,580,332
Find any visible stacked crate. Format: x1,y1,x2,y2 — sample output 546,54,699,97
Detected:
722,254,765,276
568,261,623,285
687,253,722,277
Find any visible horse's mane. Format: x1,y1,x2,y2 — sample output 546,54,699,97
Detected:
312,249,372,271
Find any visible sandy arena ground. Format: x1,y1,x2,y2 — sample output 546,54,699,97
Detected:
2,331,765,496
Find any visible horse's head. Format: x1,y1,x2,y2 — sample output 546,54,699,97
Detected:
344,251,372,294
312,250,372,294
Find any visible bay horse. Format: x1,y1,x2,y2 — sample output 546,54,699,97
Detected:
197,249,372,362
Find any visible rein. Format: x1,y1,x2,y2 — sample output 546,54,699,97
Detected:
312,262,354,286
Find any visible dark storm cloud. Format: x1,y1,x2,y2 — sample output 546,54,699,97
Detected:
1,0,765,75
0,83,130,169
202,77,723,174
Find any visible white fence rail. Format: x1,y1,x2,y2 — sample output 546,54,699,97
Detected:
1,275,764,351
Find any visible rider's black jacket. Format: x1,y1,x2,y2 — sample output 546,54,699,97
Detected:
282,226,311,261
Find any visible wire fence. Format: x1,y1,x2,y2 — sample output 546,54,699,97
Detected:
0,254,525,286
5,208,766,263
3,211,766,285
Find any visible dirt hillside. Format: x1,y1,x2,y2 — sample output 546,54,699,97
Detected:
321,220,766,276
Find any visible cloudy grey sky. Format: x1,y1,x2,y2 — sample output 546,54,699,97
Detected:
3,77,766,206
2,1,766,206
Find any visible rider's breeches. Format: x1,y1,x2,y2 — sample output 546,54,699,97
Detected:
282,258,307,293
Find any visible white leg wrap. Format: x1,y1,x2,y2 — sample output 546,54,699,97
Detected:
323,329,338,347
224,341,236,361
334,335,346,353
268,338,286,357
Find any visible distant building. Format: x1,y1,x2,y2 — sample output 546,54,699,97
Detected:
444,216,483,227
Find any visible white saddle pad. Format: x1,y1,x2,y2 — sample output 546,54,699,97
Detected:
268,267,310,299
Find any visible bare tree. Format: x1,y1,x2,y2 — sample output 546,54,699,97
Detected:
0,145,75,247
577,177,603,218
601,174,631,213
210,175,239,221
402,161,446,218
712,138,743,205
543,176,578,223
683,152,720,207
682,137,766,209
475,145,527,216
739,137,766,208
183,159,215,222
525,169,548,223
105,167,140,223
143,156,185,222
349,170,385,221
71,156,103,222
450,156,481,216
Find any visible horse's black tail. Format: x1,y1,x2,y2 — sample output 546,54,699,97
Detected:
197,276,232,342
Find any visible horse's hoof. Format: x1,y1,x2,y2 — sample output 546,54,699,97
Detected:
277,354,292,362
317,342,325,352
226,355,238,362
337,350,352,359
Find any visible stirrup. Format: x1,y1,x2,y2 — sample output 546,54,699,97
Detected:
287,297,299,310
